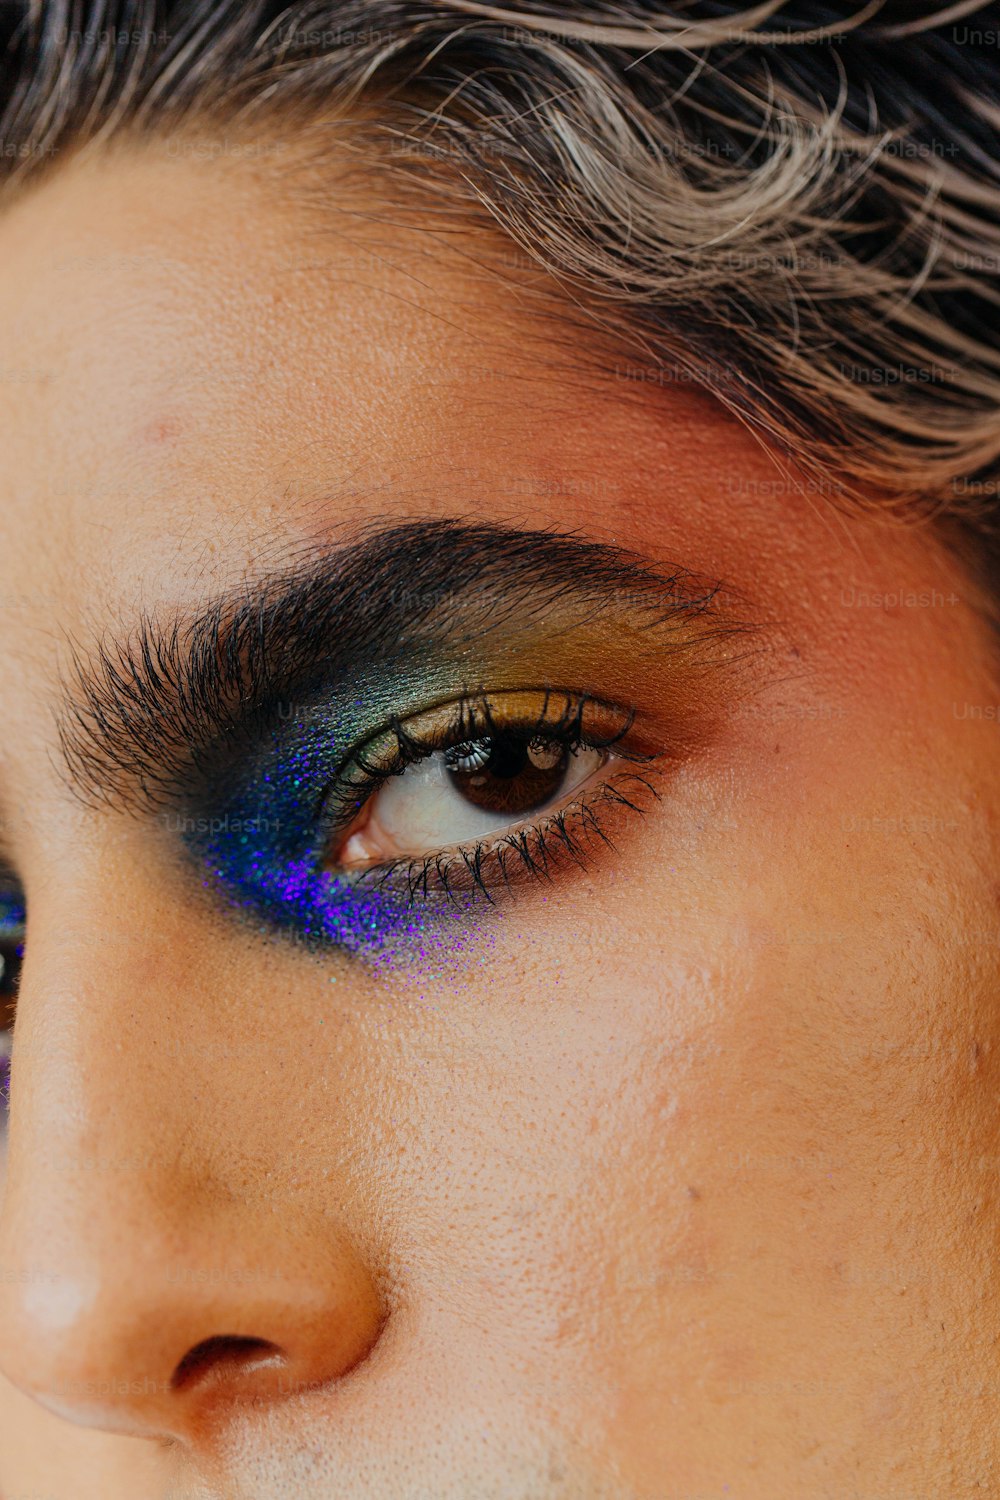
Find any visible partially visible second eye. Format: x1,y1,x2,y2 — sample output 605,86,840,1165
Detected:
0,893,23,1017
338,730,606,867
0,890,24,1122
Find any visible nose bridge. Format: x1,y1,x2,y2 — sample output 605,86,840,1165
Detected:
0,886,384,1442
4,894,196,1197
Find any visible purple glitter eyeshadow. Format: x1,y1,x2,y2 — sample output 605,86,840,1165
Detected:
200,845,431,955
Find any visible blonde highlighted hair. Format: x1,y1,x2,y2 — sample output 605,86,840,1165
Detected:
3,2,1000,572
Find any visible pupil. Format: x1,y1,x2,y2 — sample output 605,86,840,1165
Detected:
482,737,529,782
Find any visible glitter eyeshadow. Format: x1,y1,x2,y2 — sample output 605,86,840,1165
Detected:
181,678,482,962
199,846,430,957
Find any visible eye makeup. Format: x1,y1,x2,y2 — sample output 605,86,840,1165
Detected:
183,681,657,960
58,520,751,963
180,677,448,957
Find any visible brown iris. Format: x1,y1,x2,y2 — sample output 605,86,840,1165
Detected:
444,734,570,815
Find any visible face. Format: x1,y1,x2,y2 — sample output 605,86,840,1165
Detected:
0,141,998,1500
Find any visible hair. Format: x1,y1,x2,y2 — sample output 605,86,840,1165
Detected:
2,2,1000,583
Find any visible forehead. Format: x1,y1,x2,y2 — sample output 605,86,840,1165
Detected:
0,144,836,606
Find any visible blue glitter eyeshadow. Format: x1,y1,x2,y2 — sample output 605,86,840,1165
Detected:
179,686,470,960
199,846,427,955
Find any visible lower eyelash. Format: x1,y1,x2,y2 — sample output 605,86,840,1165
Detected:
346,766,662,908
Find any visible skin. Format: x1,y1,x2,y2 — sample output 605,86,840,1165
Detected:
0,139,997,1500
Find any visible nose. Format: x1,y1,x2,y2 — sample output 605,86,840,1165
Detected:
0,1230,382,1439
0,900,384,1442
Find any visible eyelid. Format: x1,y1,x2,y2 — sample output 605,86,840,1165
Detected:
341,687,635,784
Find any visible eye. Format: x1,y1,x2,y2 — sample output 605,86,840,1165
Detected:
185,686,659,949
337,731,607,867
323,689,637,875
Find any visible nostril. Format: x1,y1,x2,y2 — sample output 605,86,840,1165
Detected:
171,1335,284,1392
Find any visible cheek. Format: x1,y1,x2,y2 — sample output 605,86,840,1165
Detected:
354,948,718,1330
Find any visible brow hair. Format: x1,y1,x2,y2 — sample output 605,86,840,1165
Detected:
56,517,730,811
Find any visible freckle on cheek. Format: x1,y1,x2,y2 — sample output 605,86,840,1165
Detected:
139,414,183,445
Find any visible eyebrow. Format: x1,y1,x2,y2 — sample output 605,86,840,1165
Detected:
56,517,738,813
